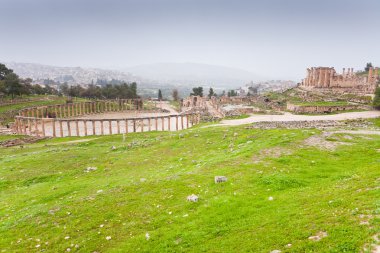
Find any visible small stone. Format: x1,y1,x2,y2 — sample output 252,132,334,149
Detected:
140,178,146,182
187,194,199,202
106,236,111,240
270,250,281,253
268,196,274,201
111,146,116,150
179,134,184,138
194,134,199,137
145,233,150,240
66,248,71,252
100,224,104,228
75,244,79,248
64,236,70,240
35,244,40,248
308,231,328,241
97,190,103,194
84,167,97,172
233,132,238,137
285,243,292,248
168,211,172,215
214,176,227,183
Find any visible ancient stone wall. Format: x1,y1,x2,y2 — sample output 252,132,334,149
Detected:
300,66,378,94
13,99,201,137
287,103,361,114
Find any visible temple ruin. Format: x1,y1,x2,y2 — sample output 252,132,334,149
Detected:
300,67,378,94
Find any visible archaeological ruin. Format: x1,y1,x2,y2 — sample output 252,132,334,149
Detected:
13,99,200,137
300,66,378,94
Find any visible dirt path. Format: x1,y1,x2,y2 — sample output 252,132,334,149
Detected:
215,111,380,126
158,101,179,114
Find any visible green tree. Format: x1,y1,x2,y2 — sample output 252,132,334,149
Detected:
172,89,179,101
373,86,380,110
4,73,22,98
60,83,69,96
190,87,203,97
365,62,373,72
0,63,13,80
227,90,237,97
208,88,215,98
158,89,163,100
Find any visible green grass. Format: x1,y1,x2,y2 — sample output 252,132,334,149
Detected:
0,125,379,252
169,100,181,111
369,117,380,127
292,101,350,106
224,114,250,120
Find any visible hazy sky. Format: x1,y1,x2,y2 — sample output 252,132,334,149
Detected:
1,0,379,80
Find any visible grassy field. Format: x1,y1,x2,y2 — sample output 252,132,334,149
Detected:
0,122,379,252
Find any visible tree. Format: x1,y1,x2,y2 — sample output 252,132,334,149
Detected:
227,90,237,97
365,62,373,72
4,73,22,98
60,83,69,96
172,89,179,101
373,86,380,110
0,63,13,80
190,87,203,97
158,89,163,100
208,88,215,98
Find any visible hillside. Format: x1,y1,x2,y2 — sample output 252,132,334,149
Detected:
5,62,142,85
0,122,379,252
124,62,262,88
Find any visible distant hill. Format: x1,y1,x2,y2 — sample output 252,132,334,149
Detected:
124,62,262,88
5,62,141,85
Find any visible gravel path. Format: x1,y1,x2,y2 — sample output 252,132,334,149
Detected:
216,111,380,126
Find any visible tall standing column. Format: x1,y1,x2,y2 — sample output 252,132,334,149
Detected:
318,69,323,87
368,67,374,83
324,69,329,87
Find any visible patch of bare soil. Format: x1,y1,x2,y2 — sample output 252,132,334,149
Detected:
362,233,380,253
0,136,48,147
252,146,293,163
303,132,351,150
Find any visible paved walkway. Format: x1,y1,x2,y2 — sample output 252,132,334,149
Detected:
215,111,380,126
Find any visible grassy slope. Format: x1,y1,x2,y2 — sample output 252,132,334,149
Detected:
0,125,379,252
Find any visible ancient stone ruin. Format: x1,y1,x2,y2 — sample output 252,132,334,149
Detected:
300,66,378,94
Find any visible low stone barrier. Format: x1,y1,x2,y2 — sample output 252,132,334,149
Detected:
14,114,200,137
287,102,361,114
13,99,201,137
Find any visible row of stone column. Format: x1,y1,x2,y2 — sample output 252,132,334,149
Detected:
19,99,143,118
14,114,200,137
303,67,335,88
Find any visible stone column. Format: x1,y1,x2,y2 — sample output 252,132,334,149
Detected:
75,120,79,136
84,120,88,136
317,68,323,87
368,67,373,83
329,69,334,87
324,69,329,87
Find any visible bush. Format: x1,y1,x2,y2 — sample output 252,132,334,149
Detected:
373,86,380,110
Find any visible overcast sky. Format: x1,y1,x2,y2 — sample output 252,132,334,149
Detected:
1,0,379,80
